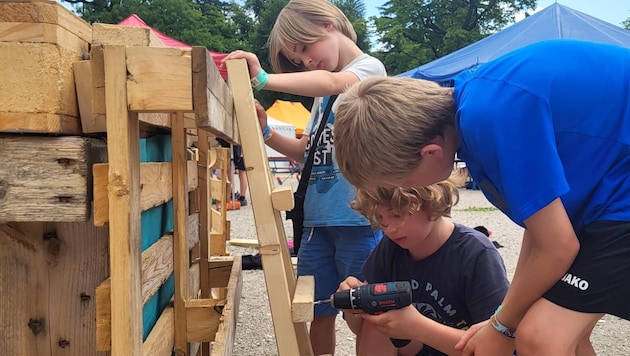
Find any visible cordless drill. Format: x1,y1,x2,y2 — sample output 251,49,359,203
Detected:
314,281,412,314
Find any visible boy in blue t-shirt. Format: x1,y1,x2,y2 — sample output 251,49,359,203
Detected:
339,181,509,355
334,40,630,355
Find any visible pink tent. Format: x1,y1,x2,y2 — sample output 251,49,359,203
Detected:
118,14,228,80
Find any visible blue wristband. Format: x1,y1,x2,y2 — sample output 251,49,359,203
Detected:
262,125,273,141
490,305,516,339
251,69,268,91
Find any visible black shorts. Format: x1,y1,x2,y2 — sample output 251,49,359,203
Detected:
544,220,630,319
216,138,245,171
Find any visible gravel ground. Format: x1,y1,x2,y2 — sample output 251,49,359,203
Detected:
225,177,630,355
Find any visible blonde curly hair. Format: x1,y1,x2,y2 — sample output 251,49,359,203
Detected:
351,180,460,228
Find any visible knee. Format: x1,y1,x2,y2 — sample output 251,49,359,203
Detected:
515,321,566,355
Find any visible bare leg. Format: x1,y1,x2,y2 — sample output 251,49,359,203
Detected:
516,298,603,356
237,169,248,199
310,314,337,356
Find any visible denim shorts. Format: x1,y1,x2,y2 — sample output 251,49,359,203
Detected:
544,220,630,319
297,226,383,316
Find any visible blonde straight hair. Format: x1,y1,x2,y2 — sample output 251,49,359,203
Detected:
268,0,356,73
334,76,456,190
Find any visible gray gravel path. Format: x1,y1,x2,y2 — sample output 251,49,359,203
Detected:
226,179,630,355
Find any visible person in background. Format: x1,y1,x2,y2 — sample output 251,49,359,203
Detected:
221,0,386,353
333,40,630,355
216,138,248,207
340,181,509,355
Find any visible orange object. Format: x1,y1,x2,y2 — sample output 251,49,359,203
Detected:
225,200,241,210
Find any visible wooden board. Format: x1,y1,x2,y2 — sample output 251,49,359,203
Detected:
92,161,198,226
191,46,237,143
0,136,106,222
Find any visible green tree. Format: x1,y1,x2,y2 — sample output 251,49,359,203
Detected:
623,17,630,30
62,0,251,52
372,0,536,75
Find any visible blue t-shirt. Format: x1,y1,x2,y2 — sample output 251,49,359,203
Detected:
362,224,509,333
453,40,630,230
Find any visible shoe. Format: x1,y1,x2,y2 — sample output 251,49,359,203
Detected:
235,192,247,206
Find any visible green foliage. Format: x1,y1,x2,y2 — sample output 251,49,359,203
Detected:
372,0,536,75
66,0,252,52
623,17,630,30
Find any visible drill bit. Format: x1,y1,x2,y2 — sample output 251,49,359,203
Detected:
313,298,331,305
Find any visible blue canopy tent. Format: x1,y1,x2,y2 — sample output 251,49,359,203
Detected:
398,3,630,84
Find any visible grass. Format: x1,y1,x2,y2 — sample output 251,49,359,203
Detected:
461,206,498,212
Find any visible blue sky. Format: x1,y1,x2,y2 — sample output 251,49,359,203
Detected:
363,0,630,28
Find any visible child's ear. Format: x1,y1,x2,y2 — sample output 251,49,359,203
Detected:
324,23,334,32
419,144,444,159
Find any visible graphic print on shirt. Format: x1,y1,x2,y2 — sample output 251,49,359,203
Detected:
306,96,339,194
411,279,469,330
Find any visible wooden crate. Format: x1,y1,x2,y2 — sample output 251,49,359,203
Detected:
0,1,91,134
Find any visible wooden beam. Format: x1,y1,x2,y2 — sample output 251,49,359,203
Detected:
208,253,242,356
226,58,311,356
292,276,315,323
0,1,92,43
93,161,198,226
198,130,211,300
227,238,259,248
0,136,106,223
92,23,164,47
172,112,190,355
191,46,237,143
270,185,295,212
104,44,143,356
127,47,193,112
0,112,81,134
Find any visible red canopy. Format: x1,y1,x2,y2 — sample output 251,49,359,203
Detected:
118,14,228,80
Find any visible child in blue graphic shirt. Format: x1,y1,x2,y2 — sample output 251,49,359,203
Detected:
339,181,509,356
221,0,386,354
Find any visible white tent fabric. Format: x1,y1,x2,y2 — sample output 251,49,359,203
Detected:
266,116,295,158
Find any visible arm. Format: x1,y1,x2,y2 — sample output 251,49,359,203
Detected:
362,306,466,355
498,197,579,328
457,198,579,355
221,50,361,97
253,100,307,162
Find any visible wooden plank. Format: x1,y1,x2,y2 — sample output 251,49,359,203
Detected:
143,307,175,356
228,238,259,248
208,256,234,289
104,44,143,355
271,185,294,212
186,299,224,342
93,161,198,226
0,42,85,122
0,112,81,134
209,253,242,356
210,147,230,256
0,223,46,355
191,46,237,143
0,1,92,43
226,58,311,356
0,136,106,223
0,22,88,54
96,227,200,352
141,234,174,305
171,111,190,355
47,219,110,355
92,23,164,47
73,60,107,133
292,276,315,323
198,130,211,299
126,47,193,112
95,278,112,351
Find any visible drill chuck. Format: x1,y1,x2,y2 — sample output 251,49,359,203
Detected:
330,281,412,314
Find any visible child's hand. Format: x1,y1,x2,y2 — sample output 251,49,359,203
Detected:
337,276,366,292
253,99,267,130
221,50,263,79
361,305,421,340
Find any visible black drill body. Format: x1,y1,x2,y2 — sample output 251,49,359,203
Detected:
324,281,412,314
